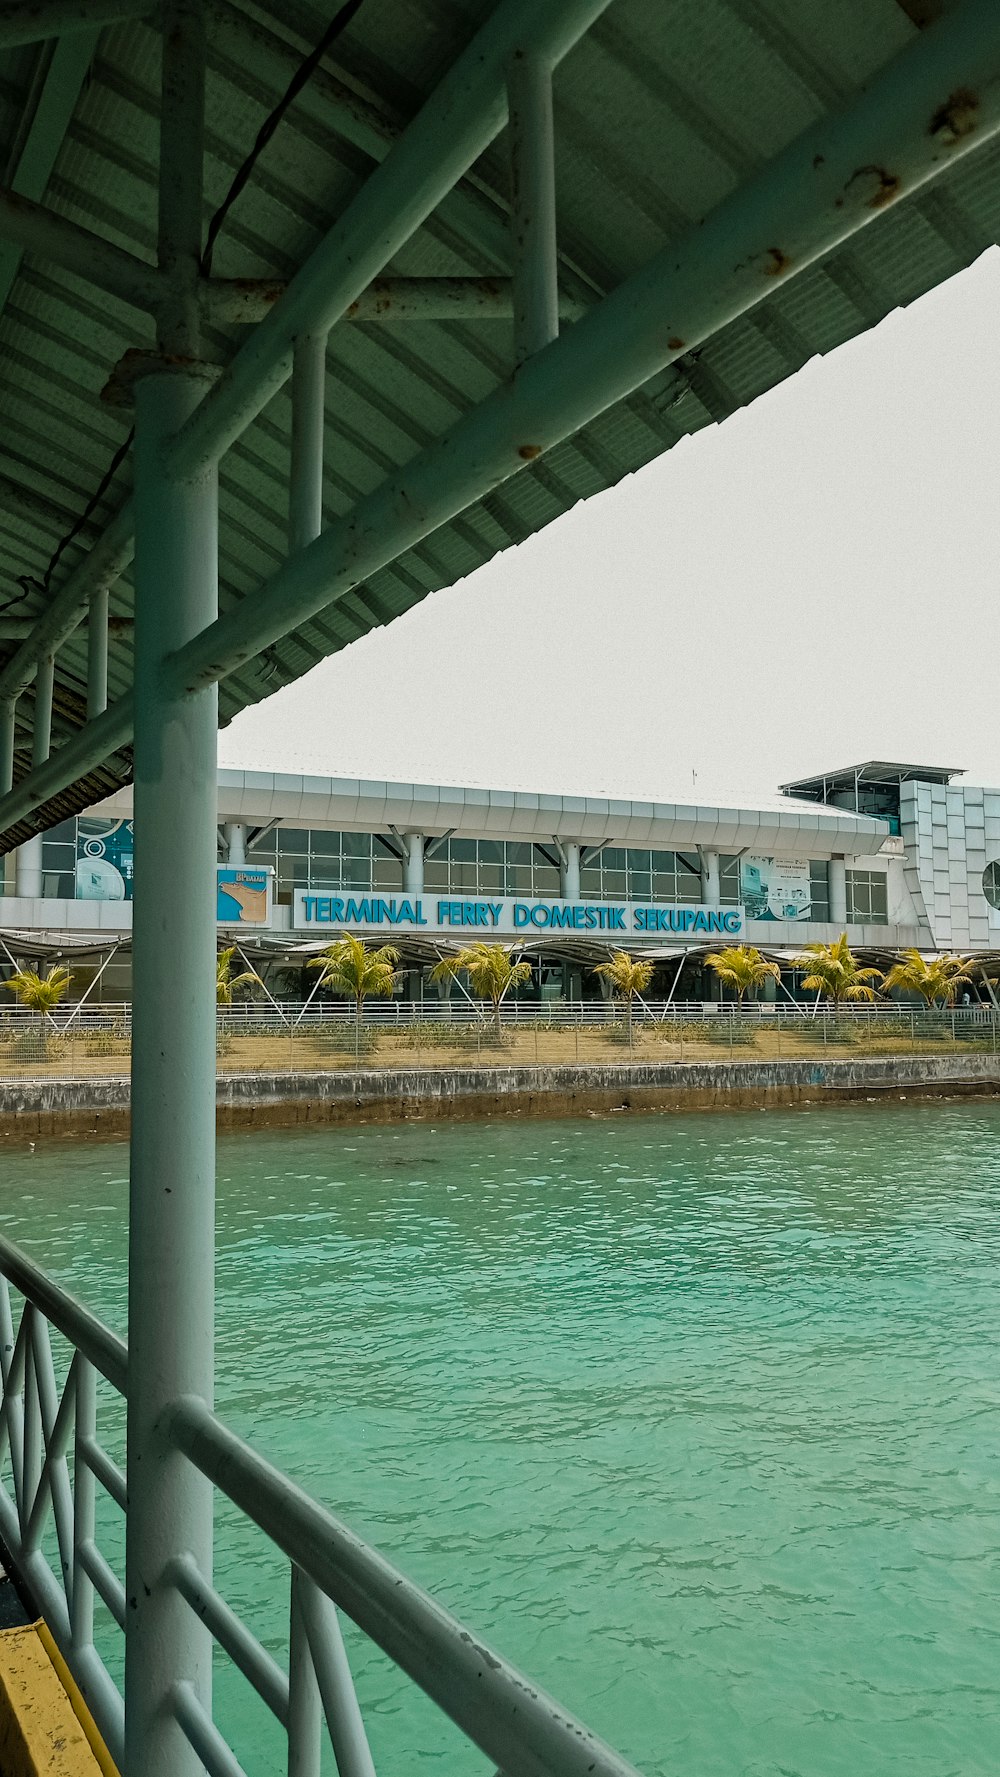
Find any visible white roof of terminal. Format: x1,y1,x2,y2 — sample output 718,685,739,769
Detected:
96,770,889,859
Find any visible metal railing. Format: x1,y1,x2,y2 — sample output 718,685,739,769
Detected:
0,1235,644,1777
0,1003,997,1081
1,997,998,1030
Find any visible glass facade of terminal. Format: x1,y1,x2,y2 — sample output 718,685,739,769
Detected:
16,819,893,924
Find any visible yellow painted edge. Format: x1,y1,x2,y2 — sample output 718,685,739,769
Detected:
0,1619,111,1776
35,1623,119,1777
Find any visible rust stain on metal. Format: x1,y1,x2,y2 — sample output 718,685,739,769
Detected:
929,89,978,145
763,247,791,277
667,336,686,351
841,166,901,211
517,444,542,460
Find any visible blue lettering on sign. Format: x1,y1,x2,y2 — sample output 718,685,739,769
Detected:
723,910,742,933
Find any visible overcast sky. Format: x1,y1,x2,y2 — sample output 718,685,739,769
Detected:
220,245,1000,806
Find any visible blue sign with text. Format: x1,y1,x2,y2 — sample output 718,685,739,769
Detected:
294,894,743,940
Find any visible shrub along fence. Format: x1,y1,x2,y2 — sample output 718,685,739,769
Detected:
0,1003,997,1078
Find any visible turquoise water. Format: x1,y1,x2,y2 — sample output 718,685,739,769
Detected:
3,1102,1000,1776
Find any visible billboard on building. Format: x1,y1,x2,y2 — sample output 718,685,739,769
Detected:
217,866,273,925
739,856,812,922
76,818,134,900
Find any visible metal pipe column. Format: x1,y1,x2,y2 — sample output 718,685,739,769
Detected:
126,6,215,1773
289,335,326,553
33,653,54,764
0,699,14,795
87,585,109,720
126,366,218,1777
507,53,559,365
14,656,53,899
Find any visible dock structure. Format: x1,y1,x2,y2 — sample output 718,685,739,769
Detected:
2,3,1000,1773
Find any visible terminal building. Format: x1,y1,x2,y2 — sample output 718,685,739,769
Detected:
2,758,999,1002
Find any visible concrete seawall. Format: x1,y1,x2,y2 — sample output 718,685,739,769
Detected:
2,1053,999,1139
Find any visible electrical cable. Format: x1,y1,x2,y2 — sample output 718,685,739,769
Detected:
201,0,366,276
20,2,366,609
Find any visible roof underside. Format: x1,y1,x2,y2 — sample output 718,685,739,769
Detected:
781,760,963,795
2,0,999,846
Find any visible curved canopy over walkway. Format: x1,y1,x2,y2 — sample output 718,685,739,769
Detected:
1,0,999,845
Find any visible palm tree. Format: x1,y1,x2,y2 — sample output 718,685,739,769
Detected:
791,935,883,1005
882,949,977,1008
309,932,402,1041
216,946,262,1006
704,943,780,1004
4,964,74,1022
592,950,653,1044
430,943,532,1039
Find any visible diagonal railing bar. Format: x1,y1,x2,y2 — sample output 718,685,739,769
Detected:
78,1429,127,1513
22,1304,41,1538
0,1238,128,1395
172,1679,252,1777
22,1336,77,1587
0,1283,30,1523
25,1318,77,1604
168,1550,290,1726
77,1536,127,1631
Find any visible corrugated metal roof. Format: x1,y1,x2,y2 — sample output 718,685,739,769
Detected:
2,0,999,848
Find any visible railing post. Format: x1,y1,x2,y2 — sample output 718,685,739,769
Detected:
72,1356,96,1658
288,1567,322,1777
125,8,215,1768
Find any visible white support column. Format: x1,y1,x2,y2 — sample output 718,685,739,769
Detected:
560,841,580,900
404,832,424,897
829,857,847,928
700,849,720,906
224,822,246,866
87,584,109,719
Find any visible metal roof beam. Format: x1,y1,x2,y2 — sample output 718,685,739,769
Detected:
0,0,154,48
0,497,134,699
166,0,1000,697
166,0,614,479
204,276,584,326
0,186,162,311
